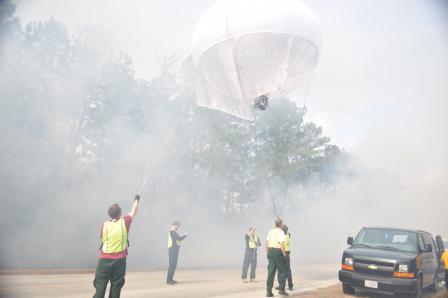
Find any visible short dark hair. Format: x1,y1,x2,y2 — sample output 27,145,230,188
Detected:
172,221,180,226
275,218,283,228
108,204,122,219
282,224,289,234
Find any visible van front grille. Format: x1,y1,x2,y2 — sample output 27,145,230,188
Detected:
354,259,395,278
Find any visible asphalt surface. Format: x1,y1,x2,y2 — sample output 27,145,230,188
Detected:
295,284,448,297
0,264,338,298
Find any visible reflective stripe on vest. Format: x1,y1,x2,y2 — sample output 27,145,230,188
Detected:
248,235,259,249
284,233,291,252
168,232,181,248
101,218,128,253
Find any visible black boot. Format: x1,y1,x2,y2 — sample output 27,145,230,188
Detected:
278,290,289,296
266,292,274,297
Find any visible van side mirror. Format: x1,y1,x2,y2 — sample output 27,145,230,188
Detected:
347,237,354,245
423,244,432,252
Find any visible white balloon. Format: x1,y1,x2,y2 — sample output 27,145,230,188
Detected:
193,0,322,121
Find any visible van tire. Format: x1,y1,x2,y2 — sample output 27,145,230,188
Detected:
342,283,355,295
429,273,439,292
412,277,422,298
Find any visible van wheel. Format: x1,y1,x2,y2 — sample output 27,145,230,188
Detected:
412,277,422,298
430,274,439,292
342,283,355,295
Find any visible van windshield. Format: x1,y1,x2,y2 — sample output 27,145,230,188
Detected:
354,228,418,253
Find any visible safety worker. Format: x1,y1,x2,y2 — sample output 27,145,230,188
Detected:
241,227,261,283
276,225,293,291
266,218,288,297
441,248,448,291
93,194,140,298
167,221,188,285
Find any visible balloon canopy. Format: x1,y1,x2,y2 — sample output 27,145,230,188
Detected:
192,0,322,121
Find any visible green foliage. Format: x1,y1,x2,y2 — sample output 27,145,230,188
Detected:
0,13,343,218
0,10,349,268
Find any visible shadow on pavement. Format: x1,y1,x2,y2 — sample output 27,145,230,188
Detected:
350,288,446,298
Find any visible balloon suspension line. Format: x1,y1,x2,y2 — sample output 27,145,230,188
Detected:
138,99,191,195
275,137,297,219
250,74,313,219
225,6,252,121
302,75,312,109
249,118,280,219
225,3,280,219
185,146,218,232
276,75,313,218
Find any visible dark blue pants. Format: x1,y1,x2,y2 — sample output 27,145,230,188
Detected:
241,249,257,279
267,249,286,292
167,248,179,282
278,252,293,288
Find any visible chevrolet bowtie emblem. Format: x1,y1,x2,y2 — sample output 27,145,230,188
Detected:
368,265,378,270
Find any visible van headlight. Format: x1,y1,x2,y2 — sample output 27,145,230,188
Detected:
394,264,414,278
344,257,353,266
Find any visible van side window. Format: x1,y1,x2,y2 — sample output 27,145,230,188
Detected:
418,234,425,251
422,233,434,252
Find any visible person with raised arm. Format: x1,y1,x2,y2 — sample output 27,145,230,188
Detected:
93,194,140,298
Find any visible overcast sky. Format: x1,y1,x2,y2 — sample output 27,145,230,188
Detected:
15,0,448,192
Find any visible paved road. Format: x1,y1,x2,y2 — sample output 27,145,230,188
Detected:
0,264,338,298
294,284,447,298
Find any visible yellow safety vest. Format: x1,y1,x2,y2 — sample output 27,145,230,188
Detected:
248,235,259,249
441,251,448,270
267,228,284,248
284,233,291,252
168,232,181,248
101,218,128,253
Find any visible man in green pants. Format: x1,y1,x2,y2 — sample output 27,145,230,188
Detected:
275,224,293,291
266,218,288,297
93,194,140,298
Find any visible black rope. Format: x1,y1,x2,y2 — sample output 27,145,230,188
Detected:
249,118,280,219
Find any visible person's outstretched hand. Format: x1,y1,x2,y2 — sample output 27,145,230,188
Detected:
135,194,141,201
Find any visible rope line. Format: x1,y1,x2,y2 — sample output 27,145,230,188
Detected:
222,3,313,219
277,75,313,217
253,75,313,218
302,75,312,109
225,2,279,218
185,146,218,231
138,99,191,195
248,118,280,219
225,2,255,122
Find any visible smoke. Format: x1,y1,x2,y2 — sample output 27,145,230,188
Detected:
294,0,448,263
1,0,447,274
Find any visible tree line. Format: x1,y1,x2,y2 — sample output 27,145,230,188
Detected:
0,1,344,220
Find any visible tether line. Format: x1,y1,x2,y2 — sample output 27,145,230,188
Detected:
185,146,218,231
138,98,191,195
